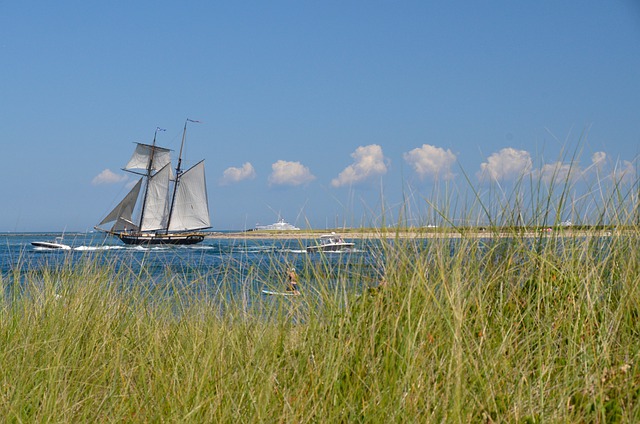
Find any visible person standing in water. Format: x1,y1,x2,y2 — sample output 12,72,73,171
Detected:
286,267,300,294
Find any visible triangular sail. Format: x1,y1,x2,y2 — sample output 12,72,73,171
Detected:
99,178,142,231
140,163,171,232
125,143,172,172
112,217,139,233
168,160,211,231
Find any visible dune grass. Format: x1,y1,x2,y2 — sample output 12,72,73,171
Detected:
2,169,640,422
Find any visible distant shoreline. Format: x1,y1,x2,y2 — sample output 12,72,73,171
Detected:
206,228,619,240
1,228,623,240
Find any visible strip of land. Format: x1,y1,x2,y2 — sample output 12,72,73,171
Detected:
206,228,618,240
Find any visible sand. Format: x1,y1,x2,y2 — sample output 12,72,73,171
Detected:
205,228,616,240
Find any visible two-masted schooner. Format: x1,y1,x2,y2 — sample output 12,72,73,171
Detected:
96,119,211,245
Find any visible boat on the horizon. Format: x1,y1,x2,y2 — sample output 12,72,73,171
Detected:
253,219,300,231
31,236,71,250
95,120,211,245
306,232,355,252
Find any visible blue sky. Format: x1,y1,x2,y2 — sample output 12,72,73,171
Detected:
2,1,639,232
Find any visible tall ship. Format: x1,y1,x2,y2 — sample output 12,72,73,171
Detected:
96,119,211,245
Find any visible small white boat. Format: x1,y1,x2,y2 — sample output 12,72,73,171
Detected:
31,236,71,250
306,232,355,252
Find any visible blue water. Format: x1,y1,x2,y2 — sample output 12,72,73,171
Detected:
1,232,384,302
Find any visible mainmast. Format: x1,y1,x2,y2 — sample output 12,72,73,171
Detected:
166,119,200,232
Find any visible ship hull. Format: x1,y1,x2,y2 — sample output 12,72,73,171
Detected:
117,232,206,246
306,242,355,253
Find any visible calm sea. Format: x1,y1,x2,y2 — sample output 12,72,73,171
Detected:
1,232,383,299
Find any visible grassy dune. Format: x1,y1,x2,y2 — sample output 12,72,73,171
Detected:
2,166,640,422
2,228,639,422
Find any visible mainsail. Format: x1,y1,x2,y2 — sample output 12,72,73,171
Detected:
96,121,211,244
168,160,210,231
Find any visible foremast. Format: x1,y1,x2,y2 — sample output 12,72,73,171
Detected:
137,127,163,231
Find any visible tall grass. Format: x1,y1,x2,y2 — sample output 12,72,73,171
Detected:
2,162,640,422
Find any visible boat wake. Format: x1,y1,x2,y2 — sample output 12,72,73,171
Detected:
286,249,308,254
74,245,127,251
74,244,217,252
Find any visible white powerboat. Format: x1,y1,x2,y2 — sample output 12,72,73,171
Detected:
306,233,354,252
31,236,71,250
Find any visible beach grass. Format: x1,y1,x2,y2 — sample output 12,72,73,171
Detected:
2,168,640,422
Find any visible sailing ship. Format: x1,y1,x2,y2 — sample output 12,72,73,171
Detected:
95,119,211,245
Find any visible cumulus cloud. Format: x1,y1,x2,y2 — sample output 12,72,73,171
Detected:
331,144,388,187
584,153,636,183
478,148,532,181
612,160,636,183
403,144,456,180
535,161,577,184
592,151,606,166
268,160,316,186
220,162,256,186
92,169,128,185
581,151,607,177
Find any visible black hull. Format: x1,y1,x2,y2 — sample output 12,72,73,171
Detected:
117,233,206,246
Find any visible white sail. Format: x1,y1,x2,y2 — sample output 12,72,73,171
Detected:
140,163,171,231
168,160,211,231
125,143,172,172
99,178,142,231
112,217,139,233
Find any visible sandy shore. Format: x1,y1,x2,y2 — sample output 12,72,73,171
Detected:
206,228,617,240
207,231,395,240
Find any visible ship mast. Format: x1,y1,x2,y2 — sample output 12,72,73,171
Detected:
166,119,200,232
137,127,161,231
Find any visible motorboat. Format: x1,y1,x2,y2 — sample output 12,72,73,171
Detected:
306,232,355,252
31,236,71,250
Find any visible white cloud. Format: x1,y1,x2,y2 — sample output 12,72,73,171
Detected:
478,148,532,181
220,162,256,185
535,161,577,184
268,160,316,186
592,151,606,166
612,160,636,183
92,169,128,185
582,151,607,176
403,144,456,180
331,144,388,187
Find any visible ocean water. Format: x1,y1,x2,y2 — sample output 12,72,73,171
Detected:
1,232,383,301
